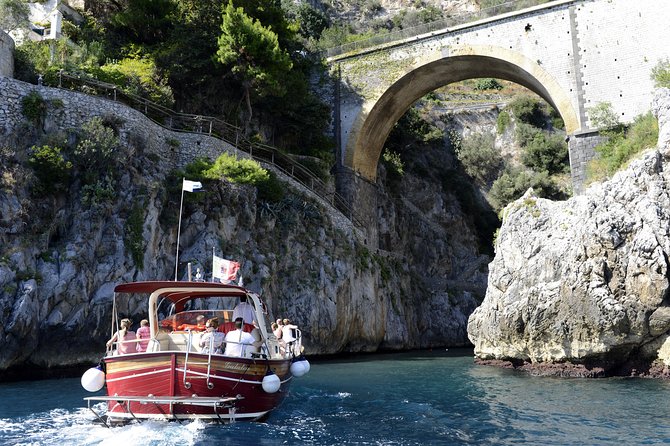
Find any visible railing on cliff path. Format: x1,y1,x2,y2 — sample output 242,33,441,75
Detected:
51,71,364,228
322,0,555,59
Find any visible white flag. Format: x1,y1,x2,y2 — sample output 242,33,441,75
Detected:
182,179,203,192
212,254,240,283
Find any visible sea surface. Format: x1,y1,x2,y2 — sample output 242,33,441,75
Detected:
1,349,669,445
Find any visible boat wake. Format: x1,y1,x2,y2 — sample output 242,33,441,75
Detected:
0,404,208,446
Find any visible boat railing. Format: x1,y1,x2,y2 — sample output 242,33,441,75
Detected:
205,335,215,389
183,331,194,389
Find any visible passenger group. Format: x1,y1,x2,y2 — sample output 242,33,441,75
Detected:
106,299,299,358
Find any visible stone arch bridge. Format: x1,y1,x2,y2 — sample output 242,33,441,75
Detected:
328,0,670,193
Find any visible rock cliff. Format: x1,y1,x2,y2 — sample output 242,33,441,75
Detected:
468,89,670,377
0,77,487,378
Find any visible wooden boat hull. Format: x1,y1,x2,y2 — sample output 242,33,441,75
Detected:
102,352,292,421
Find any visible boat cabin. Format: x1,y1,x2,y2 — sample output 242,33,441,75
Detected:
108,281,298,360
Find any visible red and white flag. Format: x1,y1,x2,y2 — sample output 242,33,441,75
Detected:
212,254,240,283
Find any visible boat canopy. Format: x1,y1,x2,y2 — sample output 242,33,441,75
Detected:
115,281,247,299
112,281,270,342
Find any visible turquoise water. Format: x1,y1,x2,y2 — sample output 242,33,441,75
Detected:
1,349,669,445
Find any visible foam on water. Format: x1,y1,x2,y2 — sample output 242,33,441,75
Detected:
0,404,207,446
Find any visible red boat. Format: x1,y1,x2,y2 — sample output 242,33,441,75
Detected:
81,281,309,425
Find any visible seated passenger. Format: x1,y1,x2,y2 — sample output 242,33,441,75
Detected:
106,318,137,355
232,296,256,325
136,319,151,352
199,318,225,354
224,317,256,357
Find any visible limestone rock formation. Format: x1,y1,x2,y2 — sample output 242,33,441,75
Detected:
467,89,670,376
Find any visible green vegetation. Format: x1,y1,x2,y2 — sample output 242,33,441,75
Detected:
496,110,511,134
382,149,404,176
21,90,47,125
204,152,286,203
454,133,502,186
216,2,293,125
74,117,119,182
473,78,503,91
13,0,333,160
651,58,670,88
508,95,546,128
587,110,659,181
28,144,72,194
488,168,567,211
204,152,269,185
125,203,146,270
519,129,568,175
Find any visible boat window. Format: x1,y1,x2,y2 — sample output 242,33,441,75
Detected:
159,310,233,332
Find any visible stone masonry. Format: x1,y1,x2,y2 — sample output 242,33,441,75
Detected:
568,131,605,193
0,76,241,172
0,31,14,78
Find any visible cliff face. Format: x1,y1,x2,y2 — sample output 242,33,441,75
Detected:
0,77,487,375
467,89,670,376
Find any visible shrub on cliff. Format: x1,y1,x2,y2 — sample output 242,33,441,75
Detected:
21,91,47,125
204,153,285,203
508,95,546,129
74,117,119,174
587,111,659,181
28,144,72,194
455,132,503,186
521,131,569,175
652,58,670,88
488,168,568,211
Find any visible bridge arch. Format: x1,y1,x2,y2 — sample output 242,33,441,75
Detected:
344,45,580,181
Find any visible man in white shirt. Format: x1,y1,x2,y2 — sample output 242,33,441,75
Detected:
224,317,256,357
232,296,256,325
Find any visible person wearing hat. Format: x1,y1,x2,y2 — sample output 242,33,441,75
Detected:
224,317,256,357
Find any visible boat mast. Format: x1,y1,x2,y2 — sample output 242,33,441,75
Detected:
174,177,186,281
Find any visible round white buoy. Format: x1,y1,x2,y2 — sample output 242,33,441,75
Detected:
262,372,281,393
301,358,311,374
81,367,105,392
290,359,307,377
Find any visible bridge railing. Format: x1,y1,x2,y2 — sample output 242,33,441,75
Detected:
52,71,364,227
323,0,554,58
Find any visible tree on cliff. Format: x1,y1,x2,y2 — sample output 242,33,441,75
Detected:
216,1,293,131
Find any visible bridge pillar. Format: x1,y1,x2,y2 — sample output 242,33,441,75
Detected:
568,131,605,194
0,31,14,78
335,166,378,246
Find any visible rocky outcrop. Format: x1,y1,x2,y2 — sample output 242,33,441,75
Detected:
0,77,487,377
467,89,670,377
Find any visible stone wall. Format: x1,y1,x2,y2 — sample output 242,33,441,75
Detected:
0,31,14,78
0,76,355,232
0,77,241,171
